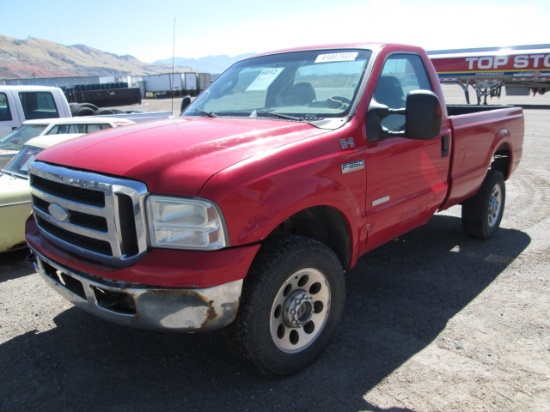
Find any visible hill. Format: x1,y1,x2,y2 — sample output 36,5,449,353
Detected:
0,34,193,80
155,53,255,74
0,34,254,81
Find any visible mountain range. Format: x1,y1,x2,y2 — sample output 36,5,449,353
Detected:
0,34,252,80
154,54,254,74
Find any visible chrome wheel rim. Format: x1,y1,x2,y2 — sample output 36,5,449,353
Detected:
269,268,331,353
488,184,503,228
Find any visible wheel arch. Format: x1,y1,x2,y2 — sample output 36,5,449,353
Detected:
266,205,352,269
490,124,521,180
491,140,513,180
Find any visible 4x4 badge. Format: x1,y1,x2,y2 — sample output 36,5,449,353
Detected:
339,137,355,150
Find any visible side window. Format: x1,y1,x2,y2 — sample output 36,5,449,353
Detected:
19,92,60,120
374,54,432,132
0,93,12,121
85,124,103,132
48,125,68,134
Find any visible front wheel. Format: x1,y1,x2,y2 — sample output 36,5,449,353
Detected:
462,169,506,239
225,236,345,376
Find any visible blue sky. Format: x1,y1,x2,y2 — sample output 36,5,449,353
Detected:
1,0,548,62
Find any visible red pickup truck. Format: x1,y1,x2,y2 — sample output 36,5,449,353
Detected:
26,43,523,375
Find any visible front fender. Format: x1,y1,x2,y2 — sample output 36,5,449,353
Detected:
200,145,367,252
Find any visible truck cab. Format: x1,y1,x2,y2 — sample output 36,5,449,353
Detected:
0,86,72,138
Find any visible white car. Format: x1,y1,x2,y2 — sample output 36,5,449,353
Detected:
0,116,134,168
1,133,89,252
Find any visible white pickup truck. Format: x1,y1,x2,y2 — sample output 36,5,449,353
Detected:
0,85,172,138
0,86,71,138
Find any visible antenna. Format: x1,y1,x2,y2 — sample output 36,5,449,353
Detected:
171,17,176,115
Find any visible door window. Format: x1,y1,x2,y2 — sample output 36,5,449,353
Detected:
18,92,60,120
374,54,432,132
0,93,12,121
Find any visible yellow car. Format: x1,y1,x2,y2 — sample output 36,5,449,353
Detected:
0,134,84,252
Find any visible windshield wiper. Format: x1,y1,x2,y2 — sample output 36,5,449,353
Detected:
193,109,218,118
256,110,326,122
255,110,305,122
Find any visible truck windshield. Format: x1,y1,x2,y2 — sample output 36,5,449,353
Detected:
183,49,371,122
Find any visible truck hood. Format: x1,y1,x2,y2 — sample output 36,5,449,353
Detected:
36,117,327,195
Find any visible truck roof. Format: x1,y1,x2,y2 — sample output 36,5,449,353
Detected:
251,42,419,57
24,133,85,150
0,85,64,92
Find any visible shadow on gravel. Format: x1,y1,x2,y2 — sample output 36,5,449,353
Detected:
0,248,33,282
0,215,530,412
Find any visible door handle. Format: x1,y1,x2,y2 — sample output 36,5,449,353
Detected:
441,135,449,157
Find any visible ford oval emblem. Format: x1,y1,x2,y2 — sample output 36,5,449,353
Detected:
49,203,70,222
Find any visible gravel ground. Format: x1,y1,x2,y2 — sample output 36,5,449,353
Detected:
0,86,549,412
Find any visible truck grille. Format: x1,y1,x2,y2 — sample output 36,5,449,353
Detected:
29,162,148,267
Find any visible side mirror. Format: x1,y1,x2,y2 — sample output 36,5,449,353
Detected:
366,99,390,142
366,90,442,142
180,95,192,114
405,90,442,140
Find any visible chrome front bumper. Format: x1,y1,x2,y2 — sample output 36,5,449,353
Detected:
31,248,242,332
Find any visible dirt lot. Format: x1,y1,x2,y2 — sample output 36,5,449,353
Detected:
0,86,549,411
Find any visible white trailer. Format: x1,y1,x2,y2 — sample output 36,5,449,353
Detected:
183,72,197,92
144,73,184,95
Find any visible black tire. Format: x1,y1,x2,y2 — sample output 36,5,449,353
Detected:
225,236,345,376
69,103,80,116
77,102,99,111
70,103,99,116
71,105,95,116
462,169,506,239
93,108,115,115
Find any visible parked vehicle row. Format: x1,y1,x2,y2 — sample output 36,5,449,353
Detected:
0,85,170,139
0,117,135,168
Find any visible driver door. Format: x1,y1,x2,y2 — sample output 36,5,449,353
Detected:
364,53,450,250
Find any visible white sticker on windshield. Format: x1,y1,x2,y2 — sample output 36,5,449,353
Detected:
315,52,359,63
246,68,284,91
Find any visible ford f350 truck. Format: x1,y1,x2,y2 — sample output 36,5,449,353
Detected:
25,43,524,376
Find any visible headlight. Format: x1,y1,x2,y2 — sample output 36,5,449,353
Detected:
146,196,227,250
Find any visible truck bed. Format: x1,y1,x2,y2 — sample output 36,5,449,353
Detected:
443,105,524,209
446,104,514,116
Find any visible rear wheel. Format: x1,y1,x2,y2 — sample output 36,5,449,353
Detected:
462,169,505,239
225,236,345,376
